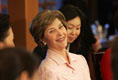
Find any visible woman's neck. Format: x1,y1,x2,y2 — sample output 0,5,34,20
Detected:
48,48,70,63
66,43,70,51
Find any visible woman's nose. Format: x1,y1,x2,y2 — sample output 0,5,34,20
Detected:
57,30,63,36
71,28,76,35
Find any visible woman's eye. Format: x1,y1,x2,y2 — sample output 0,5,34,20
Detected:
59,25,64,29
68,27,73,29
76,28,80,30
49,30,54,33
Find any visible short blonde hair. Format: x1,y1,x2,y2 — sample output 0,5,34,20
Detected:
29,10,67,47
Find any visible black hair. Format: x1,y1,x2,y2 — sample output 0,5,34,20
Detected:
59,4,96,62
114,9,118,32
111,36,118,80
0,14,10,42
0,47,40,80
59,4,85,48
59,4,85,22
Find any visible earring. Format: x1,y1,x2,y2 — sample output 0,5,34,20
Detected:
41,39,46,45
43,42,46,45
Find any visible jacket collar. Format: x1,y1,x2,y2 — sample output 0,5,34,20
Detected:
46,49,77,66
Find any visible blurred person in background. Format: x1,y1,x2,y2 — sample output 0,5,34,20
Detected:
0,13,15,49
111,36,118,80
0,47,41,80
100,8,118,80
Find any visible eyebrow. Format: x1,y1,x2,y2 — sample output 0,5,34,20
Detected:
58,23,63,27
68,23,81,27
47,23,63,31
47,28,54,31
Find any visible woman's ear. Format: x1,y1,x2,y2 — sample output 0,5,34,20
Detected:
17,71,29,80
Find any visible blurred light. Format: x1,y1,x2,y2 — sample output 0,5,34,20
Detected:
104,24,109,29
91,24,97,35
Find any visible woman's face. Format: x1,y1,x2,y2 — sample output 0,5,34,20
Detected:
43,18,67,50
30,70,40,80
17,70,40,80
0,27,15,49
67,16,81,43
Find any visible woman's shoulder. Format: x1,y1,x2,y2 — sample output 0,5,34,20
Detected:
39,58,59,75
39,57,58,69
69,52,84,57
69,52,87,61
